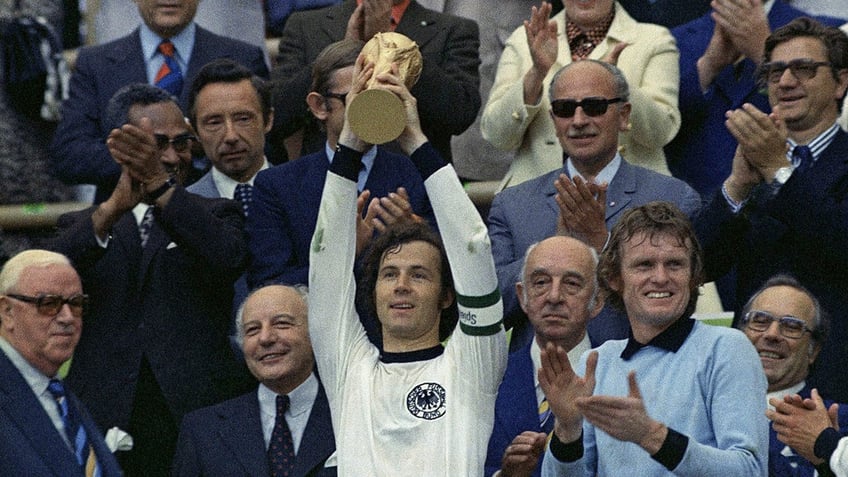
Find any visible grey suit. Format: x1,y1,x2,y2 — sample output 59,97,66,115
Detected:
488,158,701,340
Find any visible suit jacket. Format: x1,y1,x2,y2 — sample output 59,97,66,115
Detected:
246,147,435,288
769,384,848,477
488,159,701,342
49,186,253,431
271,0,480,161
50,25,269,203
667,3,845,197
697,129,848,402
482,2,680,190
173,384,336,477
484,337,548,477
0,351,123,476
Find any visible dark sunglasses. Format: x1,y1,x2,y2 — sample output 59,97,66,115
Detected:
6,293,90,317
758,59,832,84
550,97,623,118
742,310,814,340
323,92,349,106
153,133,195,153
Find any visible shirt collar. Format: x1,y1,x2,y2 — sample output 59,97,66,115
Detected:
767,380,806,411
139,21,196,65
763,0,775,14
356,0,411,27
531,334,591,392
620,316,695,360
380,344,444,363
786,122,840,167
257,372,319,421
132,203,152,226
211,158,270,199
565,152,621,185
565,5,615,61
326,142,377,190
0,336,54,396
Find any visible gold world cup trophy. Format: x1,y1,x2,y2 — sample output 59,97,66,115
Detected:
348,32,423,145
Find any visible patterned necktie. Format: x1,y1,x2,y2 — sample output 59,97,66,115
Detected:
538,397,553,434
139,206,155,247
234,183,254,217
47,379,98,475
155,40,183,97
268,395,295,477
792,145,814,175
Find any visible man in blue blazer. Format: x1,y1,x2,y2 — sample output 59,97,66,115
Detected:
489,60,701,345
697,18,848,403
49,84,253,476
271,0,480,162
173,285,336,476
51,0,269,203
0,250,122,476
485,237,602,477
247,39,434,291
666,0,844,197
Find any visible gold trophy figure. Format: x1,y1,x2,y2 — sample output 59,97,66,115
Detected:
348,32,423,145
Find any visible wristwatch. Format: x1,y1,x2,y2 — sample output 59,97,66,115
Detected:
773,166,793,185
145,176,176,202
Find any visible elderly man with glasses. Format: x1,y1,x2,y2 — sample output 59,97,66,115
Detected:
696,17,848,403
736,274,848,477
488,59,700,346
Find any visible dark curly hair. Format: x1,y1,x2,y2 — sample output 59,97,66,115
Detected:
358,222,458,342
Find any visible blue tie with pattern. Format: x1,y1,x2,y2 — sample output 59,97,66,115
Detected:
48,379,98,474
155,40,183,97
234,183,253,217
268,395,295,477
792,145,814,175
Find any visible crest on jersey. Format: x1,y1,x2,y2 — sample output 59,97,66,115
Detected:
406,382,446,420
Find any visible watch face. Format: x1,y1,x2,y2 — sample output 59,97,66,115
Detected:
774,166,793,185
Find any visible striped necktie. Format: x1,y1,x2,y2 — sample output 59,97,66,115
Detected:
48,379,99,475
155,40,183,97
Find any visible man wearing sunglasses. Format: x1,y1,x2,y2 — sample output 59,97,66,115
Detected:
736,275,848,477
488,59,700,345
49,83,252,476
0,249,123,475
697,18,848,403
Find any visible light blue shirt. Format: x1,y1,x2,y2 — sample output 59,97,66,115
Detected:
139,22,196,85
326,142,377,192
258,372,319,453
211,159,271,199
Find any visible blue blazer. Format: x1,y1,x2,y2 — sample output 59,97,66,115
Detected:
488,159,701,341
246,148,435,288
485,337,548,477
769,384,848,477
0,352,123,476
697,129,848,402
173,384,336,477
50,25,269,203
49,186,253,431
667,3,845,196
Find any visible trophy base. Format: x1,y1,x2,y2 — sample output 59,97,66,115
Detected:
348,89,405,145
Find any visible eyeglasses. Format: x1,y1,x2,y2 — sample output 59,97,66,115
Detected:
550,97,623,118
153,133,195,153
758,59,832,84
323,92,349,106
6,293,90,317
742,310,814,339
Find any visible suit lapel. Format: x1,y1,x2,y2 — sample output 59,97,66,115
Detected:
396,2,440,50
320,2,357,43
293,385,335,476
0,353,83,476
604,161,635,223
501,341,543,436
216,393,270,476
104,30,147,96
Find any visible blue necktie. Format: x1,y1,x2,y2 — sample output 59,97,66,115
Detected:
234,183,254,217
48,379,98,474
268,395,295,477
793,145,814,175
155,40,183,97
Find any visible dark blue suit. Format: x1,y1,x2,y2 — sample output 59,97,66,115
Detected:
666,3,845,197
485,337,551,477
173,384,336,477
697,129,848,403
246,148,435,288
50,25,268,203
0,351,123,476
769,384,848,477
488,159,701,343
